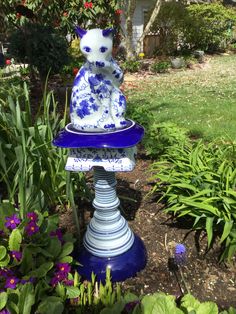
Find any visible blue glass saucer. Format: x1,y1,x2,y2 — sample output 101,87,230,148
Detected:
75,234,147,282
52,119,144,148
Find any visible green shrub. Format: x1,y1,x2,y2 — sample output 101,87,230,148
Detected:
149,1,187,55
121,60,140,73
150,139,236,261
8,23,69,83
184,4,236,52
151,61,171,73
144,122,189,159
126,105,154,131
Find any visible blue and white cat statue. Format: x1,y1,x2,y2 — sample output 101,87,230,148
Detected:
70,27,127,132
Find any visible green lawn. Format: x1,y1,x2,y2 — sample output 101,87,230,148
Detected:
126,54,236,140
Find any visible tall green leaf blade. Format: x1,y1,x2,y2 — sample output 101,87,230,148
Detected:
206,217,214,247
220,221,233,243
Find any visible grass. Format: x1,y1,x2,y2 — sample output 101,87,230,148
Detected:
125,54,236,140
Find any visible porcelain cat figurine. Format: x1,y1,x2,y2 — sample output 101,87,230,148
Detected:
70,28,127,132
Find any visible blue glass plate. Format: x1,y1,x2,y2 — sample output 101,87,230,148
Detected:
52,119,144,148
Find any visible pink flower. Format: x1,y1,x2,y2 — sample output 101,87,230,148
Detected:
115,9,123,14
5,59,11,65
5,214,21,230
84,2,93,9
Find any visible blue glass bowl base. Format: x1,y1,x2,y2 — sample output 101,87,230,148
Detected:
75,234,147,282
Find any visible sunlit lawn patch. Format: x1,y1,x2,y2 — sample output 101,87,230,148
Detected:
126,55,236,140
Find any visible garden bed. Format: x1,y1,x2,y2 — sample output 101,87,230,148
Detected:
60,151,236,310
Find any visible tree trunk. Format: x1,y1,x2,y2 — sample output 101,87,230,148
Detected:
125,0,136,60
135,0,162,55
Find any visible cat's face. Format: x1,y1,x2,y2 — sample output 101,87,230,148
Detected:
77,28,113,63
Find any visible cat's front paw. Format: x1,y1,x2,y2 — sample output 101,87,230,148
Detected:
96,61,105,68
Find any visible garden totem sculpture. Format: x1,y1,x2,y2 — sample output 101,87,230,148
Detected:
53,27,147,282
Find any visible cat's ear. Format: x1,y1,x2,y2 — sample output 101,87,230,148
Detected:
102,28,114,37
75,26,87,38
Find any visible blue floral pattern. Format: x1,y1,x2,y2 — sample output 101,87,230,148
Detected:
70,29,127,132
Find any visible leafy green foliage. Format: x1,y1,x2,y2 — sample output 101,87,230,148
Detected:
121,60,141,73
101,292,236,314
144,122,189,159
126,105,154,132
184,4,236,52
0,207,75,313
0,81,87,216
148,2,236,54
151,61,171,73
150,139,236,261
150,0,187,55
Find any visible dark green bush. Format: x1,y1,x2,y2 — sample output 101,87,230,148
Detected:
184,4,236,52
121,60,140,73
126,105,154,131
149,2,236,54
9,23,69,83
144,122,189,159
149,1,187,55
151,61,171,73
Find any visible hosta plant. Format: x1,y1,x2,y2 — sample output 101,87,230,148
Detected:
101,292,236,314
150,139,236,261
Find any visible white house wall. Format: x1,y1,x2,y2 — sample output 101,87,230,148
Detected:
121,0,156,52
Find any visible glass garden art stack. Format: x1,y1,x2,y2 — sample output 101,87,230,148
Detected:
53,28,147,281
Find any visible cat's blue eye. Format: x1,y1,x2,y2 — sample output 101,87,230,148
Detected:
100,46,108,53
83,46,91,53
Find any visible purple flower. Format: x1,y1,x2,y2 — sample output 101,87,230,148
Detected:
125,300,140,312
21,277,35,285
174,243,187,266
50,272,67,287
0,268,14,278
50,229,64,243
0,229,5,237
25,221,39,236
0,309,11,314
5,214,21,230
5,276,19,289
63,279,74,286
27,212,38,222
10,250,22,262
56,263,71,274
